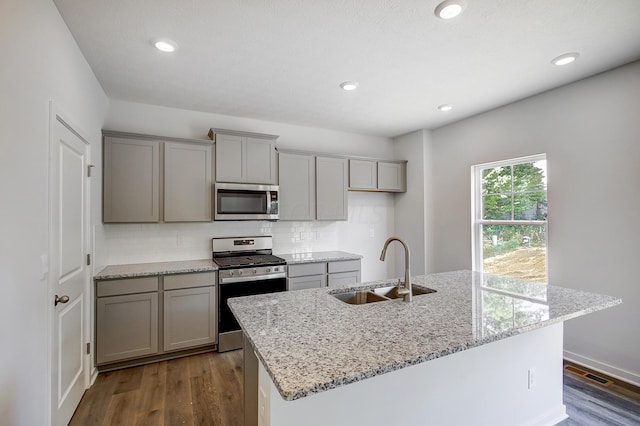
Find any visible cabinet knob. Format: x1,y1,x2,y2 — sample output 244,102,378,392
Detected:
54,294,70,306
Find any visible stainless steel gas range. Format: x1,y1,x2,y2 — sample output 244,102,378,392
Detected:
212,236,287,352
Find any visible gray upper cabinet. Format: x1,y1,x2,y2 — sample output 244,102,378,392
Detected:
349,159,406,193
164,142,213,222
278,153,316,221
215,133,245,182
349,159,377,190
316,156,348,221
377,161,406,192
103,131,214,223
210,129,278,184
103,136,160,223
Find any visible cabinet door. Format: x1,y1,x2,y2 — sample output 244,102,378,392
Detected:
316,157,348,220
287,275,327,291
164,142,213,222
378,162,405,192
328,271,361,287
246,137,277,184
349,159,377,190
103,137,160,223
164,286,217,352
215,134,245,182
96,292,159,364
279,153,316,221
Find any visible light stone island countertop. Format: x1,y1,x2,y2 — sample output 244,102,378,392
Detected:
275,251,362,264
94,259,218,280
227,270,621,401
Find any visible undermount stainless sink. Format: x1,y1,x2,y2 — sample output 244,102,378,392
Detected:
331,284,436,305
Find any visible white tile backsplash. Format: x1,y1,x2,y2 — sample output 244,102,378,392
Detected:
96,192,397,281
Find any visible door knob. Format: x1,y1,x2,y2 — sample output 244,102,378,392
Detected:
54,294,70,306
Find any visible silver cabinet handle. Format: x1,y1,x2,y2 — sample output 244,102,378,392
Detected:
54,294,70,306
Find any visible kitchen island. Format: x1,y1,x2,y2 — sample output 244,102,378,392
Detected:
228,270,621,426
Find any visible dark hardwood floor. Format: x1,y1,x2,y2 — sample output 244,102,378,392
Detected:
70,351,243,426
70,352,639,425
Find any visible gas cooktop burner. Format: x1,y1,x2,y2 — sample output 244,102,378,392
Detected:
213,254,286,269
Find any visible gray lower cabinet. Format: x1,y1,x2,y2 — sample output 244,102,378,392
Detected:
327,260,361,287
95,271,217,368
164,286,216,352
96,291,159,365
278,153,316,221
287,259,360,291
316,156,348,220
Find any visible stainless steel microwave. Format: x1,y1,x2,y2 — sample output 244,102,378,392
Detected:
214,183,279,221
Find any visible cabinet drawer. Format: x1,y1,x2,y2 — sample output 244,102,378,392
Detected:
287,262,326,277
287,275,327,291
96,276,158,297
164,272,217,290
327,260,360,274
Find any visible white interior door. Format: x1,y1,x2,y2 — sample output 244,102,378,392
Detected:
50,113,90,426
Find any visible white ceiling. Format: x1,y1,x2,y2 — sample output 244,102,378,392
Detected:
53,0,640,138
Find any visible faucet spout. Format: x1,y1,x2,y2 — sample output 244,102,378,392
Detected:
379,237,412,302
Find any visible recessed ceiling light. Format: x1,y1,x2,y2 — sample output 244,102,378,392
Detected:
154,40,177,53
551,52,579,66
438,104,453,112
435,1,464,19
340,81,359,91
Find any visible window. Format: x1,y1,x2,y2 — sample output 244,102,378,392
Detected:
472,154,548,283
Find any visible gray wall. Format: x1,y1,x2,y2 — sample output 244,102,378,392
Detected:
393,130,429,277
426,61,640,384
0,0,108,424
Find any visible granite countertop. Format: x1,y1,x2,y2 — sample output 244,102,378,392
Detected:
276,251,362,264
228,270,621,401
94,259,218,280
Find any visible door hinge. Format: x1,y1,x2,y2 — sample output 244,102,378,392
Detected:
86,254,91,266
87,164,95,177
86,342,91,355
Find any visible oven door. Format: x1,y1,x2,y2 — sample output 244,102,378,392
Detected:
215,183,279,221
218,276,286,351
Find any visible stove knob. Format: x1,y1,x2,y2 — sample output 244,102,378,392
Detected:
253,268,257,274
229,271,234,277
266,268,271,273
273,266,279,272
238,270,243,276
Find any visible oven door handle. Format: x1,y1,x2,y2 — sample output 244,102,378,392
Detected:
219,272,286,284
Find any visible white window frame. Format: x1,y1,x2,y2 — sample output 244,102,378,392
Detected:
471,153,548,278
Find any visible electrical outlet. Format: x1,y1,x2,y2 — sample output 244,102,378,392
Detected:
369,228,375,238
258,387,267,422
528,368,537,390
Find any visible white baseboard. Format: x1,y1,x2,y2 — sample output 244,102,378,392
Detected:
564,350,640,387
522,405,567,426
90,367,98,386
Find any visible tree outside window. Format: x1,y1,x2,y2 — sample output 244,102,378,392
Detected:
472,155,548,283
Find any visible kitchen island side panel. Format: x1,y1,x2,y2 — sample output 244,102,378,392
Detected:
261,322,566,426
